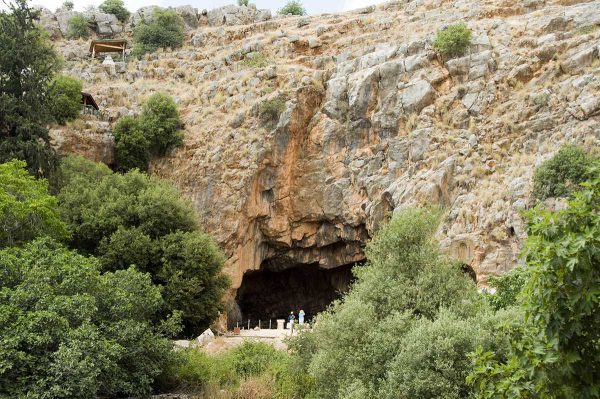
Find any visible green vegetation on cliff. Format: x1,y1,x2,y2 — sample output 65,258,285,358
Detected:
58,155,229,336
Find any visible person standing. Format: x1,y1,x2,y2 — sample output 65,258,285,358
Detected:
299,309,305,325
287,311,295,329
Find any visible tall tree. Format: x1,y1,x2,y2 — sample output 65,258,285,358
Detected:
0,0,61,180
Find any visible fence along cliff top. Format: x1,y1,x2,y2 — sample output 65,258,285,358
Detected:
89,39,127,61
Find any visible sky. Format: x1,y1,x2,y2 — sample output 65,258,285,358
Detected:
25,0,387,15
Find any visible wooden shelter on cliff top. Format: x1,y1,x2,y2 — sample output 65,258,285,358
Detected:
89,39,127,61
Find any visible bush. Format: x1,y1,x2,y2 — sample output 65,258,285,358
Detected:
113,115,150,171
132,8,184,57
0,239,181,398
67,14,89,39
532,144,595,201
58,155,229,336
303,208,488,399
259,98,286,128
241,52,270,68
62,0,74,10
470,160,600,398
99,0,130,22
278,0,306,15
140,92,184,155
486,266,529,310
238,0,249,6
0,160,69,248
433,23,472,58
48,75,82,125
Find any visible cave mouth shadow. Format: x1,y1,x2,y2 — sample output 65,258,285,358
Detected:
230,263,355,328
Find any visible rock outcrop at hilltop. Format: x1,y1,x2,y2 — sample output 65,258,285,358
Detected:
49,0,600,294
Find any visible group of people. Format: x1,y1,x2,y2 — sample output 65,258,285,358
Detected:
287,309,306,328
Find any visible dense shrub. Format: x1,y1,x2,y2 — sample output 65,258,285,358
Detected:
470,160,600,398
67,14,90,39
0,1,61,180
433,23,472,58
48,75,82,124
532,144,595,200
238,0,249,6
0,160,69,248
113,115,150,171
99,0,130,22
259,98,286,128
58,155,229,336
278,0,306,15
486,265,529,310
157,341,292,396
61,0,74,10
133,8,184,57
298,208,493,399
0,239,181,398
140,92,184,155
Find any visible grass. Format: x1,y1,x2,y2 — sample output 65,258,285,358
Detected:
241,52,270,68
576,24,599,35
156,341,309,399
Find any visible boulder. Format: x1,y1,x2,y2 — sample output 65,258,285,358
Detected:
195,329,215,346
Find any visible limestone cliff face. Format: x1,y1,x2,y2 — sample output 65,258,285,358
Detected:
49,0,600,289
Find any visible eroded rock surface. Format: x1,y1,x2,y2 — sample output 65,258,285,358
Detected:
50,0,600,291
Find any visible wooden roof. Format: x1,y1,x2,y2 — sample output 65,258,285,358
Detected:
89,39,128,54
81,92,99,111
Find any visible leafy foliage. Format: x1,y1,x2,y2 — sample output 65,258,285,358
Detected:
58,155,228,336
67,14,90,39
112,93,183,172
470,160,600,398
0,0,60,180
297,208,492,399
238,0,250,6
433,23,472,58
0,160,68,248
61,1,74,10
113,115,150,171
48,75,83,125
278,0,306,15
140,92,184,155
99,0,130,22
486,266,529,311
0,239,181,398
132,8,185,57
532,144,595,201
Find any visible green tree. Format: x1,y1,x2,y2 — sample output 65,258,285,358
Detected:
532,144,595,201
132,8,185,57
58,155,228,336
237,0,249,6
278,0,306,15
0,239,181,398
48,75,83,125
139,92,184,155
99,0,130,22
113,115,150,172
67,14,90,39
470,161,600,398
302,208,488,399
0,160,68,248
159,231,230,336
433,23,472,58
61,0,74,10
0,0,61,180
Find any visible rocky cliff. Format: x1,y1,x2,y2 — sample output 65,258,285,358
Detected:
48,0,600,294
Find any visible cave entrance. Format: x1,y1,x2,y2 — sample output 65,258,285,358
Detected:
232,263,354,327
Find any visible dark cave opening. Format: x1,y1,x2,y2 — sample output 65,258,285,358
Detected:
232,263,354,327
